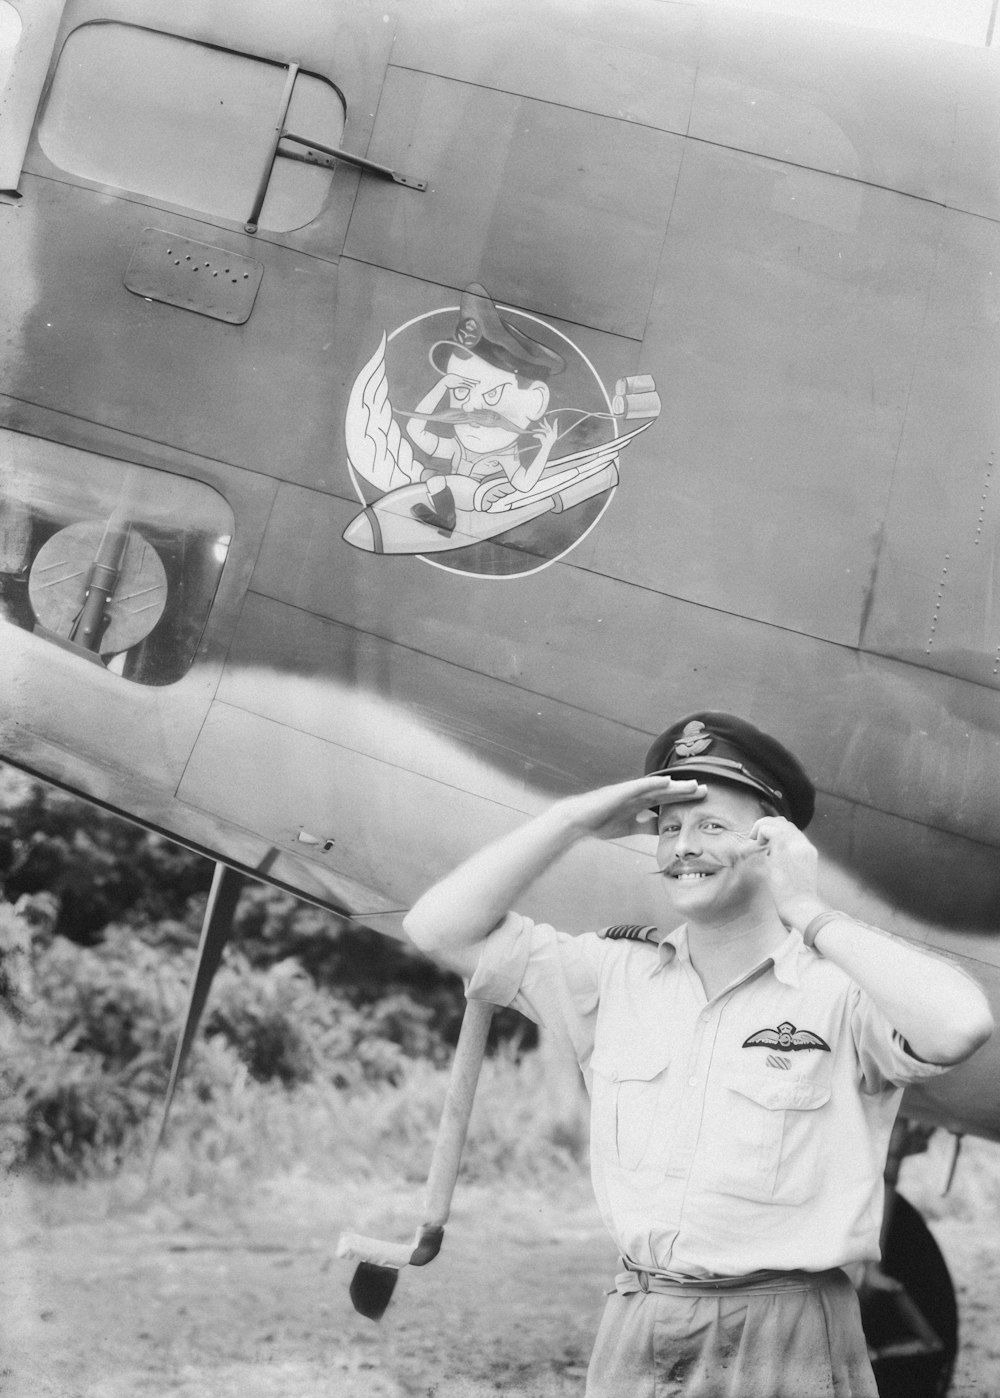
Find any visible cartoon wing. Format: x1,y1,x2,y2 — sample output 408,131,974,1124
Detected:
480,420,653,514
743,1029,781,1048
345,333,417,493
543,418,653,475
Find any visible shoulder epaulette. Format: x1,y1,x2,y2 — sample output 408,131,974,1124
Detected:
598,924,660,943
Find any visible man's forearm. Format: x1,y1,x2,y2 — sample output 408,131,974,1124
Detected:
403,803,583,955
403,773,702,969
791,903,993,1064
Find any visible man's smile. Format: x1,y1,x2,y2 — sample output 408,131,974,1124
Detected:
666,863,722,881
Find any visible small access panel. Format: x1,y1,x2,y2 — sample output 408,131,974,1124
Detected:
124,229,264,324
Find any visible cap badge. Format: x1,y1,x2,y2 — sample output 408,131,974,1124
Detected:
674,720,712,759
455,315,481,348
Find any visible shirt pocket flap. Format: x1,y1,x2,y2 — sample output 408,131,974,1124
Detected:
591,1042,671,1084
726,1071,830,1112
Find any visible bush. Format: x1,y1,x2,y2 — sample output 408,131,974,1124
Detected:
205,956,449,1089
2,924,177,1176
16,1050,160,1180
0,767,213,944
33,927,182,1070
1,917,461,1178
0,764,541,1183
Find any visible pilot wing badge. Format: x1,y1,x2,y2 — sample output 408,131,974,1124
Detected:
341,284,660,578
743,1021,832,1052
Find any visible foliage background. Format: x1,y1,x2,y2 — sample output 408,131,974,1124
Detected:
0,764,560,1186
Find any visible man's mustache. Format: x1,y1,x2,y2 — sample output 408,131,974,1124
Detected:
409,407,525,433
655,841,767,876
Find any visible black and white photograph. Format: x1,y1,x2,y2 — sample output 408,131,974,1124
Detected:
2,1,999,1394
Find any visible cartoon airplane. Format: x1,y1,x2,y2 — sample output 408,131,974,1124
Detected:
342,420,652,555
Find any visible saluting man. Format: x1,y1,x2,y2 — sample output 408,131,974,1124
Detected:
404,712,993,1397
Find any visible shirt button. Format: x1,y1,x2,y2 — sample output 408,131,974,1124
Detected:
688,1076,698,1087
700,1011,711,1022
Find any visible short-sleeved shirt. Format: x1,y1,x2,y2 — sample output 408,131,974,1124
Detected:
467,914,950,1279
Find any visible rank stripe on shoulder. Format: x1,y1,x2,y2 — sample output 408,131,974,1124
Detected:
598,924,660,942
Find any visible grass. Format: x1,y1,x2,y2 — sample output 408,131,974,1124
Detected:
10,1043,588,1230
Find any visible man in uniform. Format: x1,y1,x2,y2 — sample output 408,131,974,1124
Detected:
404,712,993,1397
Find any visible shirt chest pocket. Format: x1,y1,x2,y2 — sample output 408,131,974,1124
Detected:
590,1045,673,1171
709,1070,831,1204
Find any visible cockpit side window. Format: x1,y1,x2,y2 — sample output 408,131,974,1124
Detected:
0,433,233,686
36,21,345,232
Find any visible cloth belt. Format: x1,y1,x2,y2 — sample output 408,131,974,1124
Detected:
614,1263,841,1298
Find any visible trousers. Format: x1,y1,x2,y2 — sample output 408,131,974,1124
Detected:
585,1266,879,1398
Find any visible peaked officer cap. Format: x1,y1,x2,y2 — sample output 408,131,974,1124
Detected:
643,711,815,829
430,284,566,381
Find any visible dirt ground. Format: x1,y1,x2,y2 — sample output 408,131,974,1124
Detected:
0,1170,611,1398
2,1142,999,1398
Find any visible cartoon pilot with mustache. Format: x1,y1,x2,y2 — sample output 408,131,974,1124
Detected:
405,284,565,535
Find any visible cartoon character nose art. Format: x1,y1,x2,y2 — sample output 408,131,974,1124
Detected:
342,284,661,578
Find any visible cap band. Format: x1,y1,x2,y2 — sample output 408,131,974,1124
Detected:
651,755,785,812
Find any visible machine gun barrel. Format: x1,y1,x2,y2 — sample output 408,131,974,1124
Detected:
68,516,130,651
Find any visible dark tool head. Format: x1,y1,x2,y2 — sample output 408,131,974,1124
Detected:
349,1261,399,1321
408,1222,445,1267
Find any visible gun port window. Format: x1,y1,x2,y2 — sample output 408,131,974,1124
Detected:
0,433,233,686
36,22,345,231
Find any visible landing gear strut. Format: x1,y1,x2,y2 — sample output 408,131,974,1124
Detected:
861,1120,958,1398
